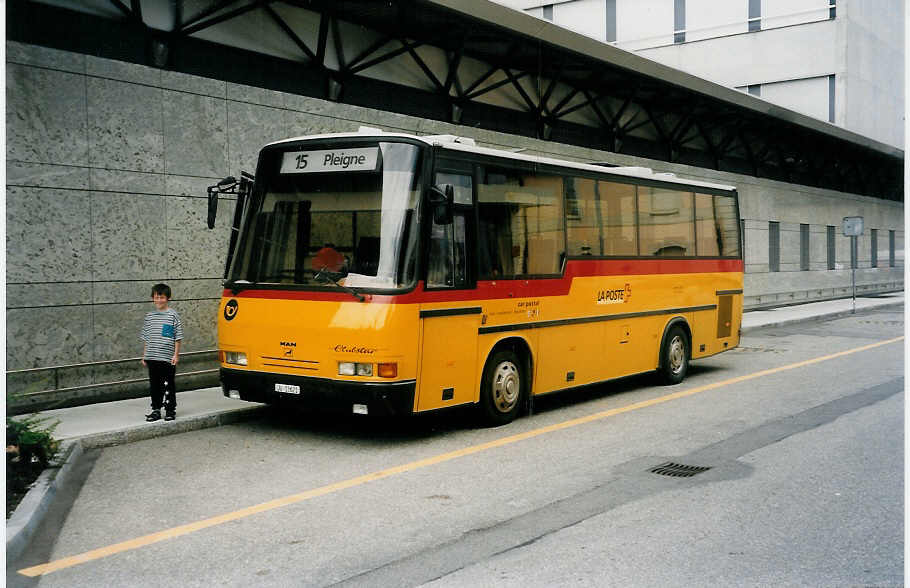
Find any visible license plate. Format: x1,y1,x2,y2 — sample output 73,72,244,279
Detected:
275,383,300,395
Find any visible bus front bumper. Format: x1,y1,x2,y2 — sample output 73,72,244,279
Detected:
220,368,416,416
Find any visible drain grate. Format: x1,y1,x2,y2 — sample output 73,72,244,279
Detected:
649,462,712,478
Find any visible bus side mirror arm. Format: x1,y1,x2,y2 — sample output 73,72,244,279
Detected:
206,174,254,229
206,172,254,279
207,176,238,229
428,184,454,225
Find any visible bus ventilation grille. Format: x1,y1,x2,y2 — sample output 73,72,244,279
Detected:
649,462,712,478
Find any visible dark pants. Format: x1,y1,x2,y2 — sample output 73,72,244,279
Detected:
147,360,177,414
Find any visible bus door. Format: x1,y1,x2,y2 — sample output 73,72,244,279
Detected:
418,172,478,412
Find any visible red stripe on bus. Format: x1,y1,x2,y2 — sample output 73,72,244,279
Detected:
224,258,743,303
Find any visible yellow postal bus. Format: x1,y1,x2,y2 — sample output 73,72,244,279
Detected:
207,130,742,424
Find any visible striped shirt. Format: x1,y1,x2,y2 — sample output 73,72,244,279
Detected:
140,308,184,361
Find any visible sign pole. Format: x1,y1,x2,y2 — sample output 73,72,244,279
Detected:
851,235,856,314
842,216,863,316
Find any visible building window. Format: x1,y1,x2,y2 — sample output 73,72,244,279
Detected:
749,0,761,31
827,225,836,270
605,0,616,42
674,0,685,43
828,75,835,123
829,0,836,19
542,4,553,21
748,85,761,97
741,219,746,254
769,221,780,272
889,230,896,267
870,229,878,268
800,224,810,271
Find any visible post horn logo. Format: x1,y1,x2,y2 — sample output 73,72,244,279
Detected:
224,299,239,321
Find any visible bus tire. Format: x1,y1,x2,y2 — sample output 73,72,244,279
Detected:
479,349,524,425
658,325,689,385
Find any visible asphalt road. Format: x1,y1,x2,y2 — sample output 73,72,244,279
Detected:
11,306,904,587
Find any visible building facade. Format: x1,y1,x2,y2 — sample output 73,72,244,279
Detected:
504,0,905,150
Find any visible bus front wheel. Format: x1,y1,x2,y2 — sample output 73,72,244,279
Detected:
479,350,524,425
658,325,689,385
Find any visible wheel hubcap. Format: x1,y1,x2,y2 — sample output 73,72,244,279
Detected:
492,361,520,413
668,335,685,375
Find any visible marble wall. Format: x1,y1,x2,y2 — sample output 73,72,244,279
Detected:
6,41,903,410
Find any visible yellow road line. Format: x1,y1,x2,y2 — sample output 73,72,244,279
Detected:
19,336,903,577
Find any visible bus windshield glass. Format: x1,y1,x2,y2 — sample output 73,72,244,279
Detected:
229,142,422,290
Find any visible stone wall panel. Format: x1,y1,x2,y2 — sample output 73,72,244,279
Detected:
90,192,168,281
7,41,85,73
6,186,93,282
7,64,88,166
170,298,220,353
87,77,164,173
90,168,165,195
86,55,162,86
7,305,94,369
163,91,229,177
92,302,149,362
8,162,90,190
162,70,226,98
226,101,291,173
7,283,93,309
166,196,235,279
166,174,229,197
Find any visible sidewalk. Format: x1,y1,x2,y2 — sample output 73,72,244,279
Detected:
6,292,903,562
740,291,903,332
26,291,908,444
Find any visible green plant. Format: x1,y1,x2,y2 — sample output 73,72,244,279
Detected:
7,414,60,466
6,413,60,517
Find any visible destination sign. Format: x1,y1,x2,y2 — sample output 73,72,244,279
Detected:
280,148,379,174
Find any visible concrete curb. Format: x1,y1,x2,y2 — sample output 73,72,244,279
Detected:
5,405,267,565
741,299,904,334
76,405,268,449
6,440,82,564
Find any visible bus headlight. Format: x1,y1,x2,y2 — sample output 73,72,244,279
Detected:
338,362,374,376
223,351,248,366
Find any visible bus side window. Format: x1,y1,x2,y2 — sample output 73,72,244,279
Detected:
712,194,741,257
477,167,565,277
638,187,695,257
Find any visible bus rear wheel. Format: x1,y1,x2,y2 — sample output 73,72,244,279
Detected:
658,325,689,385
479,350,524,425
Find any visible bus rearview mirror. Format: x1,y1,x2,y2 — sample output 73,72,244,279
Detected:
429,184,454,225
206,176,239,229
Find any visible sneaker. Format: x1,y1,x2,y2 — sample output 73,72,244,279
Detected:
164,413,176,421
145,410,161,422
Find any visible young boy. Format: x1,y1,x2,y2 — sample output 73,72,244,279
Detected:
140,283,184,422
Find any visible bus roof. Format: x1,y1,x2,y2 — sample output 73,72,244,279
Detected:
265,131,738,193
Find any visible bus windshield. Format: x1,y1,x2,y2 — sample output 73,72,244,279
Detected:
229,141,422,291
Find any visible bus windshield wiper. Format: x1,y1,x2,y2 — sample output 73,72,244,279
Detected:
313,268,365,302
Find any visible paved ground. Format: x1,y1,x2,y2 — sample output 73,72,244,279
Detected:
7,301,904,586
